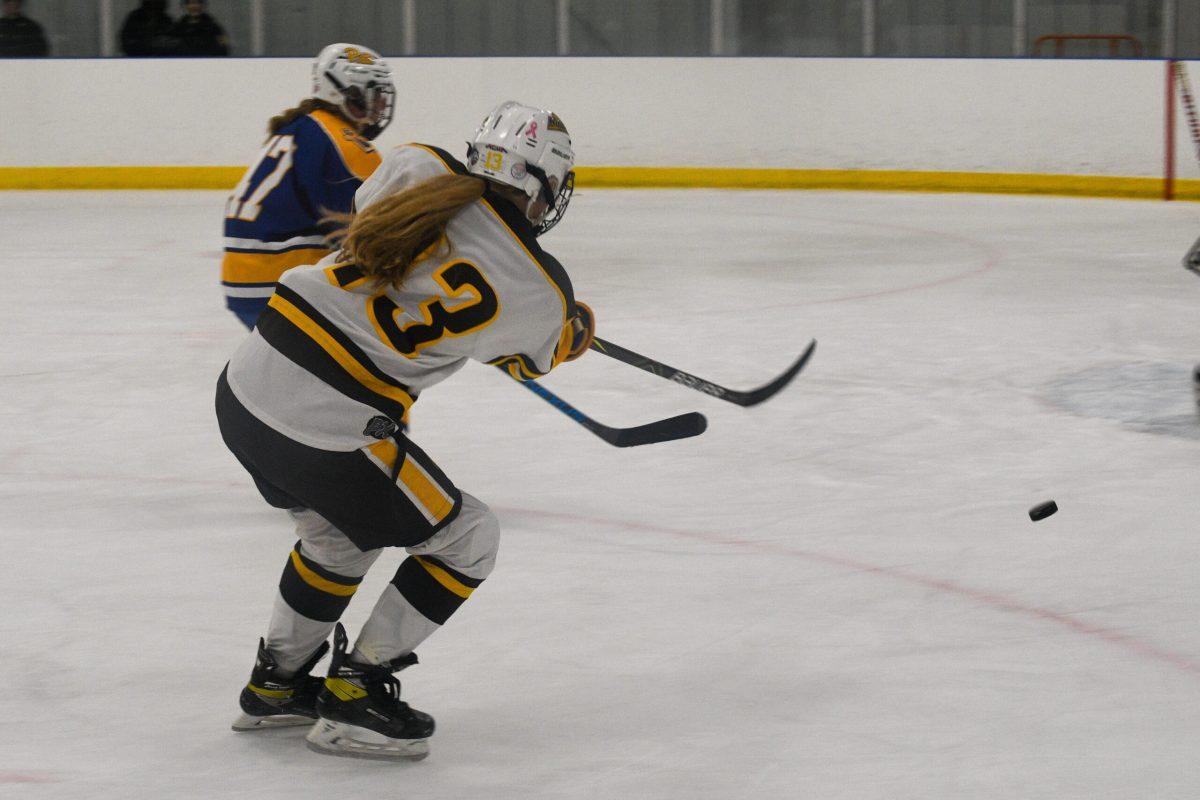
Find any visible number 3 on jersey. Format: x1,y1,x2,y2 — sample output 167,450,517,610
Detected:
226,135,295,222
370,261,500,357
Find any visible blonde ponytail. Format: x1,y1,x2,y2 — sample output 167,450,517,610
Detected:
332,174,486,290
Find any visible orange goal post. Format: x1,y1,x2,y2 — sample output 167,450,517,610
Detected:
1032,34,1144,58
1165,60,1200,201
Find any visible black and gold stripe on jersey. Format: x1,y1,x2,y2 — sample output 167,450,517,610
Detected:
279,542,363,622
257,283,415,423
392,554,484,626
489,320,576,379
488,353,544,380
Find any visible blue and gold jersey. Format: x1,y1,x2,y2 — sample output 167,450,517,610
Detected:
222,109,381,328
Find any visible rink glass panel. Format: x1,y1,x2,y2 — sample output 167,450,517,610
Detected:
10,0,1200,58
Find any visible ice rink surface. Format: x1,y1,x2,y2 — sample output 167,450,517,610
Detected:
1,187,1198,799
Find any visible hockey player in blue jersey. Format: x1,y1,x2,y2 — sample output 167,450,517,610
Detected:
222,43,395,328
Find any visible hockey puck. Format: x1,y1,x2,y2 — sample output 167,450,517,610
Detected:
1028,500,1058,521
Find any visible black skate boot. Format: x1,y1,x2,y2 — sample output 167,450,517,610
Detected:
232,638,329,731
305,623,435,761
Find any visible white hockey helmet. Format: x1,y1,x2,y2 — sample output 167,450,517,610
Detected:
466,100,575,236
311,43,395,140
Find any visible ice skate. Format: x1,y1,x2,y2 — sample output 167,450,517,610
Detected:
305,623,434,761
232,639,329,731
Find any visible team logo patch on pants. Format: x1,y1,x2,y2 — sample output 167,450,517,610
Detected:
363,415,398,440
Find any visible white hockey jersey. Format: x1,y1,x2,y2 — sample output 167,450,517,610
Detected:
224,143,577,451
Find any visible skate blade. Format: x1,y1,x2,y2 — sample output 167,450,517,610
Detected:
305,720,430,761
231,711,316,732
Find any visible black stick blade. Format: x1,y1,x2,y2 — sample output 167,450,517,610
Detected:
736,339,817,407
603,411,708,448
589,336,817,408
511,367,706,448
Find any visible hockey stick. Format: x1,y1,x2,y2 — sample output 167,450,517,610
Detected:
1176,62,1200,165
501,368,707,447
1172,63,1200,275
588,337,817,407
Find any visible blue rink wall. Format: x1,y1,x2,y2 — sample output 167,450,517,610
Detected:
1,56,1199,199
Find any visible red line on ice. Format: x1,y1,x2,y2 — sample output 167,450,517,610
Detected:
13,467,1195,679
795,213,1003,307
0,772,62,783
499,505,1200,681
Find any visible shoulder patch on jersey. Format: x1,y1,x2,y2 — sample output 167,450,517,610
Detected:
309,109,381,182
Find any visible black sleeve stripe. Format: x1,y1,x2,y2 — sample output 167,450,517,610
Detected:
274,284,413,397
488,353,548,380
257,285,416,422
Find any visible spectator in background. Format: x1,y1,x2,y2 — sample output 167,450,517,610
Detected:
171,0,228,56
120,0,176,56
0,0,49,57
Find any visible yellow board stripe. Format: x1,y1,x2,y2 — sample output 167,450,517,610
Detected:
0,166,245,190
223,247,330,284
574,167,1199,199
7,164,1200,201
289,550,358,597
414,556,474,599
266,293,415,414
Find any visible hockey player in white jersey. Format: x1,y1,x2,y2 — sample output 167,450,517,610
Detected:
216,101,594,760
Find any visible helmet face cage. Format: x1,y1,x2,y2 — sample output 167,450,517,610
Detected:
312,44,394,140
358,81,395,140
466,143,573,237
529,167,574,236
323,69,394,140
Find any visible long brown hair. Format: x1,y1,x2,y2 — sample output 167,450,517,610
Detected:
267,98,344,136
330,174,487,290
